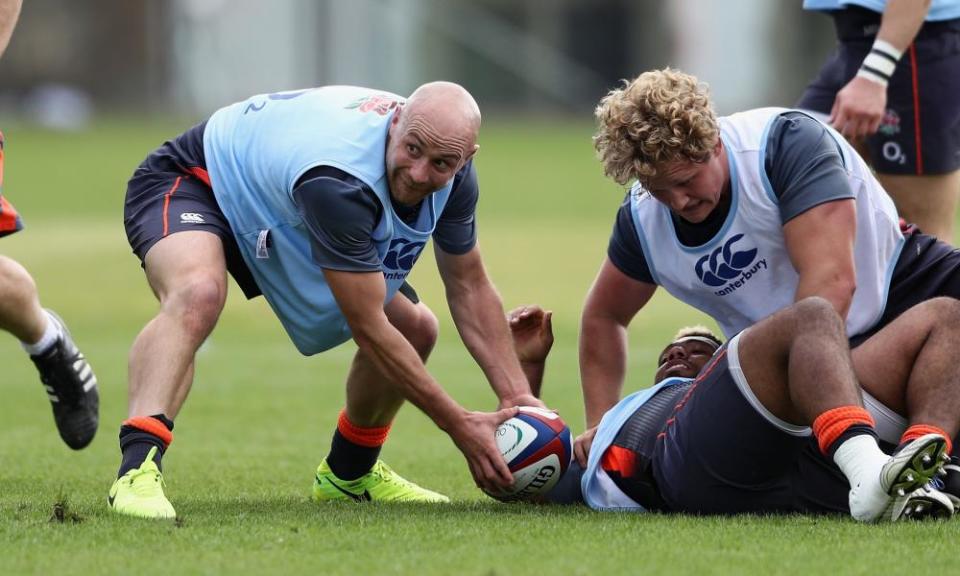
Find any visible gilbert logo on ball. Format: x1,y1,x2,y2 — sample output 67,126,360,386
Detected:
485,406,573,502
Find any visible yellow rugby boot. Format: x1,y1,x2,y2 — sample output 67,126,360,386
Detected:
108,446,176,519
312,458,449,503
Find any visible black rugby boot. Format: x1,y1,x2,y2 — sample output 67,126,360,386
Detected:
30,310,99,449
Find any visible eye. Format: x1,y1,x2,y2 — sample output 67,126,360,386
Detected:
433,158,450,170
406,143,420,156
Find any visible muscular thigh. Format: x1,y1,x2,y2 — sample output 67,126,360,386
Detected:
125,169,261,298
384,282,437,352
852,299,945,415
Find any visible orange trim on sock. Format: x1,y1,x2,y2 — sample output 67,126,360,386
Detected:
901,424,953,454
123,416,174,447
812,406,875,456
337,410,391,448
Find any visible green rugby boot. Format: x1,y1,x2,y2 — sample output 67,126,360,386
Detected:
108,446,176,519
312,458,450,503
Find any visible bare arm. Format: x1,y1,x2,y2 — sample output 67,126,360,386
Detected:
0,0,22,58
783,199,858,320
876,0,930,52
580,258,657,427
435,243,543,409
323,267,516,491
830,0,931,138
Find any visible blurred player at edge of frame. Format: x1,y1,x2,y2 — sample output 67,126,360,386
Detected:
0,0,98,450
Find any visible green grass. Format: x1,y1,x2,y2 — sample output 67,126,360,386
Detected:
0,119,957,576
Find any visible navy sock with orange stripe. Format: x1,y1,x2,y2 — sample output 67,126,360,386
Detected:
326,410,390,481
812,406,878,457
118,414,174,478
898,424,953,454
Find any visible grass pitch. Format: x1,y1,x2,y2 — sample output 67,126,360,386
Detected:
0,120,957,576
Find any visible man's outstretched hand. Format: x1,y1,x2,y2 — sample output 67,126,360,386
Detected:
508,305,554,364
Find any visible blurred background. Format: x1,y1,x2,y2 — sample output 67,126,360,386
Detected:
0,0,835,123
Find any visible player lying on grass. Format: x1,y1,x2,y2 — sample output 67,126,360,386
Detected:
508,299,960,520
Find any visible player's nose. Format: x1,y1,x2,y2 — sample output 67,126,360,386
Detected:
409,159,430,184
666,190,690,213
665,344,687,361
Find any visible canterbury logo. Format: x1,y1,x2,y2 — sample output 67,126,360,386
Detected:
695,234,758,287
383,238,426,271
179,212,205,224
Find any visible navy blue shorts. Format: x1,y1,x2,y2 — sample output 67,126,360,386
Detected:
853,232,960,346
797,8,960,175
651,336,850,515
123,126,261,299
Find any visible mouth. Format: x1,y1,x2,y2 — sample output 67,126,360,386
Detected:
663,361,692,375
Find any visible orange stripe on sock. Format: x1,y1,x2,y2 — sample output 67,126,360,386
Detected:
123,416,174,447
901,424,952,454
812,406,875,455
337,410,391,448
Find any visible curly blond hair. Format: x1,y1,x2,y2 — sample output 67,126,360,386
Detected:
594,68,719,186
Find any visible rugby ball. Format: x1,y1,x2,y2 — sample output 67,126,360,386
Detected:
484,406,573,502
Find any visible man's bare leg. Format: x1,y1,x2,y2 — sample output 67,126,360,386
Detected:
0,255,45,342
312,293,449,503
880,171,960,244
110,231,229,519
737,297,950,520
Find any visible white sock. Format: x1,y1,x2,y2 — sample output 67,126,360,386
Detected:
21,311,61,356
834,433,891,521
834,434,888,487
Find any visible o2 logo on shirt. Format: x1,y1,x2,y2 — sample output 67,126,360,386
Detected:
383,238,426,273
695,234,758,288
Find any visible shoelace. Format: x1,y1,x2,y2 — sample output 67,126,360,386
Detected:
372,463,410,486
126,466,166,496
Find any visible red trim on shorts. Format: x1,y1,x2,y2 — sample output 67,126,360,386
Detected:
901,424,952,454
909,44,924,175
0,196,21,233
337,409,391,448
186,166,211,187
0,138,20,234
161,176,184,237
123,416,174,446
600,445,638,477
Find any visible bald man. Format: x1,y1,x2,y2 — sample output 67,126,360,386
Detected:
115,83,540,518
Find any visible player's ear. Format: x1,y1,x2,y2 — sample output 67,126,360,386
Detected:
464,144,479,162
